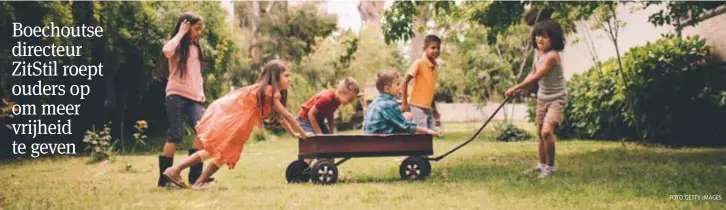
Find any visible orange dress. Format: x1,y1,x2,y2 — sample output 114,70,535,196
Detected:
195,85,279,169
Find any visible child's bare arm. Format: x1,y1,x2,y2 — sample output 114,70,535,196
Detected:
506,52,559,96
162,20,191,58
273,98,307,139
276,115,296,137
413,126,439,136
401,74,413,111
327,114,335,134
307,106,324,134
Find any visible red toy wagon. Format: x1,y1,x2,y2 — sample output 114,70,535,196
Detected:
285,98,512,184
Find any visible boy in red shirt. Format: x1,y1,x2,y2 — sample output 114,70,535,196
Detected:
297,77,360,135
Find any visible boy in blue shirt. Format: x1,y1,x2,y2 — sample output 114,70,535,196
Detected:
363,70,438,136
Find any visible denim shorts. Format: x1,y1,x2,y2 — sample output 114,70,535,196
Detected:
165,95,203,142
296,117,330,134
410,105,434,130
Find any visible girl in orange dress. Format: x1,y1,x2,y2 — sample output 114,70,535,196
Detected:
163,60,308,189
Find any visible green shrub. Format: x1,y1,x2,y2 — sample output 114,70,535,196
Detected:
83,124,115,163
496,123,533,142
528,36,726,146
526,61,633,141
559,60,634,140
620,36,726,146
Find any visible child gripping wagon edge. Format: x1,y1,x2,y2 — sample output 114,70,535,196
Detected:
162,60,308,190
296,77,360,165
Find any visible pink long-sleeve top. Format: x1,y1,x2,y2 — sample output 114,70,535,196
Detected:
162,39,205,102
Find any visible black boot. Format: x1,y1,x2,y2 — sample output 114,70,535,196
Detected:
188,149,215,184
158,155,173,187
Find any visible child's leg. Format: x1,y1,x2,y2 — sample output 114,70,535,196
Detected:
163,95,187,156
538,138,546,165
186,102,207,184
296,118,313,165
159,95,186,186
540,122,556,167
187,102,205,150
535,102,547,165
193,161,222,186
425,110,435,130
165,151,204,176
410,106,428,128
540,102,564,167
162,142,177,157
162,151,203,188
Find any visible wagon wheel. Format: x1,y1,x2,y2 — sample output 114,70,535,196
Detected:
285,160,310,183
399,156,431,180
311,159,338,185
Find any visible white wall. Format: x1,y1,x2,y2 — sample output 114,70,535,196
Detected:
682,9,726,61
561,4,674,79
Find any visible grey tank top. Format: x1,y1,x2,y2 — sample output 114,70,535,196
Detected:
534,51,567,103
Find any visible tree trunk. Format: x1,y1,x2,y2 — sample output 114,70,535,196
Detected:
581,21,602,73
358,1,384,28
409,5,429,61
606,3,641,141
251,0,260,59
104,50,124,153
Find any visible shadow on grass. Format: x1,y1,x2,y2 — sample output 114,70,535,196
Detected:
435,146,726,201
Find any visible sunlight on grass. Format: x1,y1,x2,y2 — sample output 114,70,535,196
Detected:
1,122,724,209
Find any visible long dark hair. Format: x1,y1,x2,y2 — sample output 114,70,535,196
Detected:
171,12,204,79
257,60,289,118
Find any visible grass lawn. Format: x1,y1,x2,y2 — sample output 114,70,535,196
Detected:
1,122,724,209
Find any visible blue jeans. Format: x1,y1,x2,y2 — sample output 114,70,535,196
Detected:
296,117,330,134
165,95,203,142
411,105,434,130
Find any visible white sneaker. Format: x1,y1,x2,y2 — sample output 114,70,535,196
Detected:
538,166,555,178
523,163,545,174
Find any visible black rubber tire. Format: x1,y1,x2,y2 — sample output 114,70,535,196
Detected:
311,159,338,185
285,160,310,183
399,156,431,180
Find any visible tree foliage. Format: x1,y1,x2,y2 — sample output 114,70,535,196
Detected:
644,1,726,30
381,1,606,46
0,1,240,154
229,2,338,87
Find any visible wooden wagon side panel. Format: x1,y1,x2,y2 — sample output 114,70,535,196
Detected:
298,134,433,158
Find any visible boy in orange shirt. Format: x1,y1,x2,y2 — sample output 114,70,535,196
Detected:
401,35,441,130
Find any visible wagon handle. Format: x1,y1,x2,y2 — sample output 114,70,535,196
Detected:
428,97,513,162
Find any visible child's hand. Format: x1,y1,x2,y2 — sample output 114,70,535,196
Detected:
178,20,192,36
426,129,440,137
505,87,519,97
400,103,410,112
297,132,312,140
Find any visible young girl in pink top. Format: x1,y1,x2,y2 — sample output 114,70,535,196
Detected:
163,60,308,190
157,12,209,187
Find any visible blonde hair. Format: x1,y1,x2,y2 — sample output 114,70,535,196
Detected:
375,70,399,93
338,77,360,94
